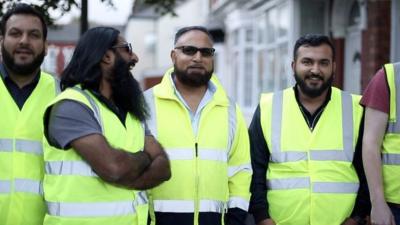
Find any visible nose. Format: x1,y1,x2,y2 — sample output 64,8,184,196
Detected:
192,50,202,62
310,63,321,74
19,33,29,45
131,51,139,64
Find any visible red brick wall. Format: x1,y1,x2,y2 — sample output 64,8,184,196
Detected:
361,0,391,91
332,38,345,89
143,76,162,90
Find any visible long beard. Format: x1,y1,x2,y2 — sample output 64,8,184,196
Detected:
294,72,334,98
1,44,45,76
173,65,213,87
110,55,148,121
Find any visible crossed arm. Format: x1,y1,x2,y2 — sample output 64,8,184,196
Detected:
71,134,171,190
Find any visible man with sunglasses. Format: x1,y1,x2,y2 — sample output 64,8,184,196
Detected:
42,27,171,225
144,26,252,225
248,34,370,225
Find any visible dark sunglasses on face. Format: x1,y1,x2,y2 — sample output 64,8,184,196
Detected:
112,43,133,54
175,45,215,57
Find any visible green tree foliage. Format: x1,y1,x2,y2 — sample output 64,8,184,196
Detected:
0,0,176,30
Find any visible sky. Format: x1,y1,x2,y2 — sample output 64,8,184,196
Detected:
24,0,134,25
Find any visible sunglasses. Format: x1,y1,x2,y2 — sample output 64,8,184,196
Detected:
175,46,215,57
112,43,133,54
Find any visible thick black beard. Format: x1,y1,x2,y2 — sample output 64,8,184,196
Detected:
294,72,334,98
110,54,148,121
173,65,213,87
1,43,45,76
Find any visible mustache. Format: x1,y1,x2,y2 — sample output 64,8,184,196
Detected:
15,47,34,54
306,73,323,80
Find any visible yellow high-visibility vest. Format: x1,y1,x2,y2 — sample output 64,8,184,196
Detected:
145,68,252,225
43,86,147,225
0,72,59,225
260,87,363,225
382,63,400,204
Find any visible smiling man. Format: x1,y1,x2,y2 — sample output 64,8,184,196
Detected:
144,26,252,225
0,4,59,225
248,34,370,225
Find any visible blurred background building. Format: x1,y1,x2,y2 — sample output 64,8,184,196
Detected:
42,0,399,120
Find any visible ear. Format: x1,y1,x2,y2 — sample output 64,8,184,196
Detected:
332,61,336,74
291,60,295,73
170,49,176,64
44,41,48,56
102,50,114,65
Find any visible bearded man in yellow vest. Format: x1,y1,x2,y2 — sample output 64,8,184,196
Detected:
144,26,252,225
249,34,371,225
361,62,400,225
42,27,171,225
0,4,59,225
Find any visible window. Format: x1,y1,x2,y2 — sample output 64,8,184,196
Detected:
256,1,291,93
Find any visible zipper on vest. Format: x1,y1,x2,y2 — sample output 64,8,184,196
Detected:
194,142,199,224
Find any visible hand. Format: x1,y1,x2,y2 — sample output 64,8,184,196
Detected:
143,135,164,159
341,217,360,225
257,218,276,225
370,201,396,225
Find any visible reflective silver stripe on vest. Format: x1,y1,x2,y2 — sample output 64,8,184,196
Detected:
199,149,227,162
0,139,43,155
270,151,307,163
227,98,237,154
166,148,227,162
0,180,11,193
0,139,13,152
313,182,359,193
165,148,194,160
270,91,283,161
14,179,42,194
53,76,61,95
45,161,98,177
15,139,43,155
71,87,104,133
0,179,41,194
309,149,350,161
387,63,400,133
153,199,224,213
144,89,158,138
267,177,310,190
340,91,355,162
47,201,136,217
382,153,400,165
267,178,358,193
135,191,148,205
228,164,252,177
228,197,249,211
270,90,355,163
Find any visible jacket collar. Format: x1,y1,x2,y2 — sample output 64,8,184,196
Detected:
153,67,230,106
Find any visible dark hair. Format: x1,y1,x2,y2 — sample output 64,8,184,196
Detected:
293,34,335,61
60,27,119,91
1,3,47,40
174,26,214,45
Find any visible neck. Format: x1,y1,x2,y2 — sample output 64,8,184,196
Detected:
297,86,329,115
99,75,113,102
6,67,39,89
173,76,208,113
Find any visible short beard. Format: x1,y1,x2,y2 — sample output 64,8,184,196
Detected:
110,54,148,121
1,43,45,76
173,65,213,87
294,73,334,98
